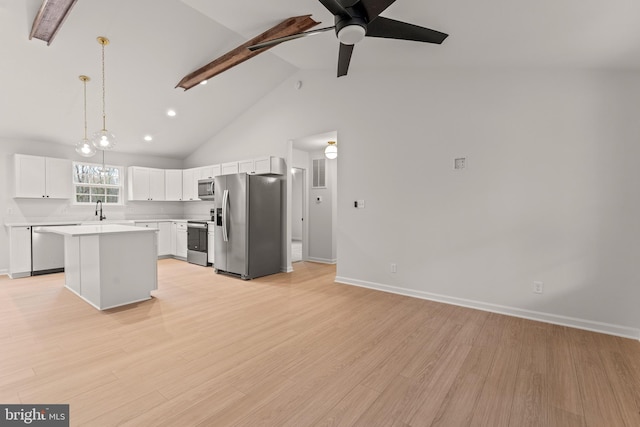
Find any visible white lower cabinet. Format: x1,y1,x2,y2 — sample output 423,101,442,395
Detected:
9,226,32,278
135,221,171,256
157,222,171,256
170,222,177,255
208,229,214,265
175,222,187,258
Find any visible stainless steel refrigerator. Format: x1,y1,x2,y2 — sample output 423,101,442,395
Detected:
213,173,282,280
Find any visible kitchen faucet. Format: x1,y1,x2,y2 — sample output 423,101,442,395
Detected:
95,200,106,221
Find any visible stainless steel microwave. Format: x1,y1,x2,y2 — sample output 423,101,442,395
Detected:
197,178,215,200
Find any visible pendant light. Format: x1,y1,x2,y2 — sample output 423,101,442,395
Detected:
74,75,96,157
324,141,338,159
91,36,116,150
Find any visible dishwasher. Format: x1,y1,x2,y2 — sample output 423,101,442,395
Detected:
31,225,76,276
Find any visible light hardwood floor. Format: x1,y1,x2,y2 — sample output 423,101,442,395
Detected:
1,259,640,426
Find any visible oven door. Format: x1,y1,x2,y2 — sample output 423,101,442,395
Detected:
187,223,207,252
187,222,210,266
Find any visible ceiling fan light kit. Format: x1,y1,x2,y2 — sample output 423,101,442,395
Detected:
337,24,366,45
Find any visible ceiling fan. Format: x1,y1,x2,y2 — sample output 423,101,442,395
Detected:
248,0,449,77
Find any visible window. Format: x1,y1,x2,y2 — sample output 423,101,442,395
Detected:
73,162,123,204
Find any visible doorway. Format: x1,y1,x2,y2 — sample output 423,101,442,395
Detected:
287,130,338,271
291,167,305,262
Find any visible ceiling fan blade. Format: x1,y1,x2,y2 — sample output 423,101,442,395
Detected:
359,0,397,21
319,0,349,16
248,26,335,51
366,16,448,44
337,43,354,77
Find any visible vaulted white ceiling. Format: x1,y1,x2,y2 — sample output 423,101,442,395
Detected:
1,0,640,159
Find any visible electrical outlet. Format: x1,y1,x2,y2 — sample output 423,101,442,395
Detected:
354,200,365,209
391,263,397,273
454,157,466,170
533,281,544,294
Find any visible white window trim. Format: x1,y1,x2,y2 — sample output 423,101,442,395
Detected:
72,161,125,206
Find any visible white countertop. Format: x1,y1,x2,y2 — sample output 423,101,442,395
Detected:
36,224,158,237
4,218,200,227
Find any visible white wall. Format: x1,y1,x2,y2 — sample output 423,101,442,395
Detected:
183,67,640,338
0,138,185,273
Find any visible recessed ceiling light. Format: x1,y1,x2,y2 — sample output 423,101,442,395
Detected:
144,135,153,142
200,80,208,85
167,109,177,117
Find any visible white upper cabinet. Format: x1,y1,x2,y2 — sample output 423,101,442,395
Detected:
238,159,254,174
238,156,285,176
199,165,215,180
221,162,239,175
14,154,71,199
182,168,198,201
128,167,166,201
165,169,183,201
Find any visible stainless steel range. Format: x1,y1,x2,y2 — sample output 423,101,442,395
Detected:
187,220,210,267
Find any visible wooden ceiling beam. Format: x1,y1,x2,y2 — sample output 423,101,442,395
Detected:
176,15,320,91
29,0,79,46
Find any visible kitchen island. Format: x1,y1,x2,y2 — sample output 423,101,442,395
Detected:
37,224,158,310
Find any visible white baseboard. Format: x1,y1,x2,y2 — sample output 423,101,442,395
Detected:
282,266,294,273
0,269,8,277
307,257,337,265
335,276,640,341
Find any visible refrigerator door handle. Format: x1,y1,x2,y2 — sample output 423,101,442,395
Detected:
222,189,229,242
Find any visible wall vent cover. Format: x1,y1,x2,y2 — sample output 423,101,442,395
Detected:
312,158,326,188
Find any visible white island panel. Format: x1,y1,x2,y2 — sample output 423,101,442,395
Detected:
80,235,102,308
64,235,81,294
98,232,157,309
40,224,158,310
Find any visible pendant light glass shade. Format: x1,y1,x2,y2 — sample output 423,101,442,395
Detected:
75,75,96,157
92,129,117,150
76,139,96,157
325,141,338,159
91,36,116,150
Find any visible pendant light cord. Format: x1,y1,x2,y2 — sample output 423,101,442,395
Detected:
101,41,106,131
83,78,88,139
